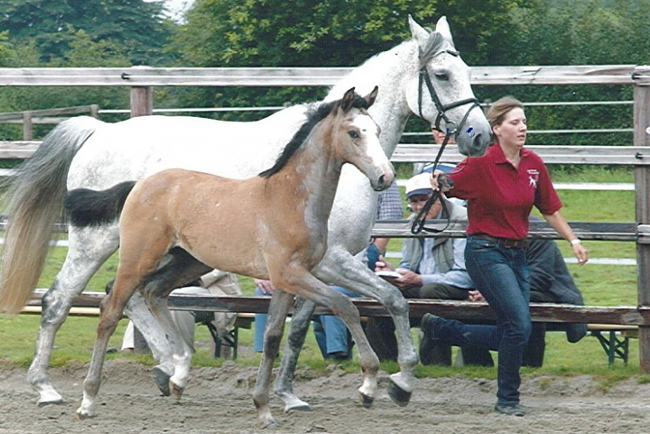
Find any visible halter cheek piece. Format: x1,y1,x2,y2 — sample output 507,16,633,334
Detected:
412,49,480,235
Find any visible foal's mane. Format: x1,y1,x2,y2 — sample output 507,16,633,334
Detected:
258,92,371,178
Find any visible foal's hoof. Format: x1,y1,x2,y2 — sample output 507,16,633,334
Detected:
360,392,374,408
170,382,185,400
152,367,171,396
387,380,412,407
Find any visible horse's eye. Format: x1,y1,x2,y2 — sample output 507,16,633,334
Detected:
435,71,449,81
348,131,359,139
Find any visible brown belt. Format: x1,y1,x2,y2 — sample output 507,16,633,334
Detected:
473,234,530,249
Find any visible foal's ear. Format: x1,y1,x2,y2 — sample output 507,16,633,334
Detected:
341,87,356,112
364,86,379,108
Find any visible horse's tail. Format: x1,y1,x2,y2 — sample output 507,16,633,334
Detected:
64,181,136,228
0,117,100,314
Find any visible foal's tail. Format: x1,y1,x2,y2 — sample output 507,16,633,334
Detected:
0,117,100,314
64,181,136,228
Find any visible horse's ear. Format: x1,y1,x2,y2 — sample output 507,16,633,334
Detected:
408,15,430,47
341,87,356,112
435,16,455,47
364,86,379,108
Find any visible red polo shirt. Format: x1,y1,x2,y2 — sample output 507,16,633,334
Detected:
447,144,562,240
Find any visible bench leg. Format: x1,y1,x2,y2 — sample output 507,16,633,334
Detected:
591,330,629,366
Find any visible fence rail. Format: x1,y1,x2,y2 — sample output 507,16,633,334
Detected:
1,65,649,370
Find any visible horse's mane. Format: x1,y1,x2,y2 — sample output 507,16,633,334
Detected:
417,31,447,69
258,93,371,178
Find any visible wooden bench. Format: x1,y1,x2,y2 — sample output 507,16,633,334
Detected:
23,289,648,364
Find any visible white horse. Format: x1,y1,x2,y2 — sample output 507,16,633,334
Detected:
0,16,490,408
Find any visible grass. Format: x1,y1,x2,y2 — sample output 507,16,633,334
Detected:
0,166,647,387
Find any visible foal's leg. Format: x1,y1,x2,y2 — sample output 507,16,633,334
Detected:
27,226,117,406
252,290,295,427
314,247,418,406
76,281,139,419
274,297,315,412
281,271,381,408
77,233,172,418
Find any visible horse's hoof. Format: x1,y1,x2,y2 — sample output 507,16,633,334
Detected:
387,380,412,407
360,392,374,408
284,404,312,413
152,367,171,396
37,398,64,408
75,410,95,420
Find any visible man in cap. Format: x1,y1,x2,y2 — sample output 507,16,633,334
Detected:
370,173,475,363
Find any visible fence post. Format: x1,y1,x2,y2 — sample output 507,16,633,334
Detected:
22,111,33,140
130,86,153,118
633,81,650,372
129,84,153,353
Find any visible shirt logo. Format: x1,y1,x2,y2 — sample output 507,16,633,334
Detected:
527,169,539,189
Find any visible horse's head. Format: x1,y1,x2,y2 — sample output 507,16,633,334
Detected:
334,87,394,192
406,16,491,157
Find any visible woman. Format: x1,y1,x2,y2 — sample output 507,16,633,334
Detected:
423,96,589,416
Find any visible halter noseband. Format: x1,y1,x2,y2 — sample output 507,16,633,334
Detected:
412,49,478,235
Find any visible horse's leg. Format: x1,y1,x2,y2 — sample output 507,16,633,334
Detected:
252,290,294,427
27,226,117,406
274,296,315,412
128,248,211,396
145,296,193,400
314,247,418,406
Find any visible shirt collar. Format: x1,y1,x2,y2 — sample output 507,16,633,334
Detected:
489,143,530,164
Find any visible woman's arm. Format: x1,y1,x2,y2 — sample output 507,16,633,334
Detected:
542,210,589,265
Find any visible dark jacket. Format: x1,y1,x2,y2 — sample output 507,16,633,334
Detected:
526,237,588,343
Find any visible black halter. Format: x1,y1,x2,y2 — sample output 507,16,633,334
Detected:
411,49,479,235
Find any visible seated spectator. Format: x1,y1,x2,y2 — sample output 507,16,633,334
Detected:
371,172,473,363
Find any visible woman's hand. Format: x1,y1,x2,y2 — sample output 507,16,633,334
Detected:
572,242,589,266
429,169,453,193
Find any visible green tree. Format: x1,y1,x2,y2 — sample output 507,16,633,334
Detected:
0,0,176,65
168,0,523,119
495,0,650,146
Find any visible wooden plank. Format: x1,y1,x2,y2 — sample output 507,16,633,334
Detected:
391,145,650,165
25,289,650,327
371,220,641,242
0,106,97,122
2,142,650,166
0,65,648,87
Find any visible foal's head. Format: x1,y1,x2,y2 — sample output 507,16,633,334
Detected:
259,87,394,191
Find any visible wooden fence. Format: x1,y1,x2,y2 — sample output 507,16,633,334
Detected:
1,65,650,369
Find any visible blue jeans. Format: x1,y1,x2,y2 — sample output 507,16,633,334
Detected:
313,286,361,359
253,285,361,356
253,286,270,352
433,236,531,405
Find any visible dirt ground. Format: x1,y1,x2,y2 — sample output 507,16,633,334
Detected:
0,359,648,434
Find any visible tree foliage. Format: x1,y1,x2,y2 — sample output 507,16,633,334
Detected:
0,0,176,65
167,0,523,118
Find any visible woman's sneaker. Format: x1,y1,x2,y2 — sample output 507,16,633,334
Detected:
494,403,526,416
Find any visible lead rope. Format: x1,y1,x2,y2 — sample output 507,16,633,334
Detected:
410,130,454,235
